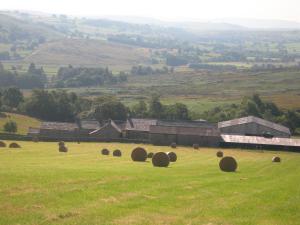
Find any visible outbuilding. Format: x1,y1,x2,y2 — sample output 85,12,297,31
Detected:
218,116,291,138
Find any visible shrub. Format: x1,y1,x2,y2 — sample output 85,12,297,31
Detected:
3,121,17,133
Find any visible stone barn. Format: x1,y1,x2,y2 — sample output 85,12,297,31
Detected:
89,120,122,139
125,118,157,141
38,122,78,139
149,120,221,147
218,116,291,138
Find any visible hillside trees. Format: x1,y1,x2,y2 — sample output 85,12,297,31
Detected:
0,63,46,89
94,100,128,122
2,87,24,108
55,65,127,87
24,90,86,122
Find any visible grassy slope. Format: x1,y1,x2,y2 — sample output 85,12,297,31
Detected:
0,141,299,225
0,113,41,135
24,39,151,70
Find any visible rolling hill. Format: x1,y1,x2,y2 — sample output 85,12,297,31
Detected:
0,113,41,135
24,39,151,69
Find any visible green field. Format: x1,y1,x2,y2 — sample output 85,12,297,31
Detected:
0,141,299,225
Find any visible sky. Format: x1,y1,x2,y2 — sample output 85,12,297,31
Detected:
1,0,300,22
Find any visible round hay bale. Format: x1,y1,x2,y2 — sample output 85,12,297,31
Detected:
216,151,223,158
193,144,199,149
166,151,177,162
113,149,122,157
147,152,154,158
58,141,65,147
9,142,21,148
152,152,170,167
170,142,177,148
0,141,6,148
219,156,238,172
101,148,110,155
59,145,68,153
272,156,281,163
131,147,147,162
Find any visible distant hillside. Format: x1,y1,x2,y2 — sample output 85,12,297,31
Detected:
212,18,300,30
0,13,63,41
24,39,151,68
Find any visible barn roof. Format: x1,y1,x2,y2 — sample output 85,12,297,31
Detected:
89,120,121,135
150,125,220,136
27,127,40,135
125,118,157,132
218,116,291,135
80,120,100,130
157,120,215,128
40,122,77,131
221,134,300,147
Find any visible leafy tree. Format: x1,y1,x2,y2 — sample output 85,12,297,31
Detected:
4,121,17,133
164,103,189,120
148,94,163,118
94,101,128,122
2,87,24,108
24,90,82,121
132,100,148,118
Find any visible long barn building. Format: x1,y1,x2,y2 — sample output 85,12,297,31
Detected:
27,116,300,152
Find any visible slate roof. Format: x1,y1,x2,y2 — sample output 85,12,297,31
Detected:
221,134,300,147
150,125,220,136
80,120,100,130
157,120,215,128
89,120,121,135
218,116,291,135
27,127,40,135
40,122,78,131
126,119,157,132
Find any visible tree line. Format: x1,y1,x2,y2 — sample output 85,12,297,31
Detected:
0,88,299,134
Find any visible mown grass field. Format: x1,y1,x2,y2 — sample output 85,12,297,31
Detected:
0,113,41,135
0,141,299,225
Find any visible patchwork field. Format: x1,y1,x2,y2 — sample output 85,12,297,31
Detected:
0,141,300,225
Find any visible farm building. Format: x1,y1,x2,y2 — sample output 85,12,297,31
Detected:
220,134,300,152
28,120,125,141
38,122,79,139
218,116,291,138
149,120,221,146
26,117,300,152
89,120,122,139
125,118,157,141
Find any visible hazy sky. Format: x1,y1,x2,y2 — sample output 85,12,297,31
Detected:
1,0,300,22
